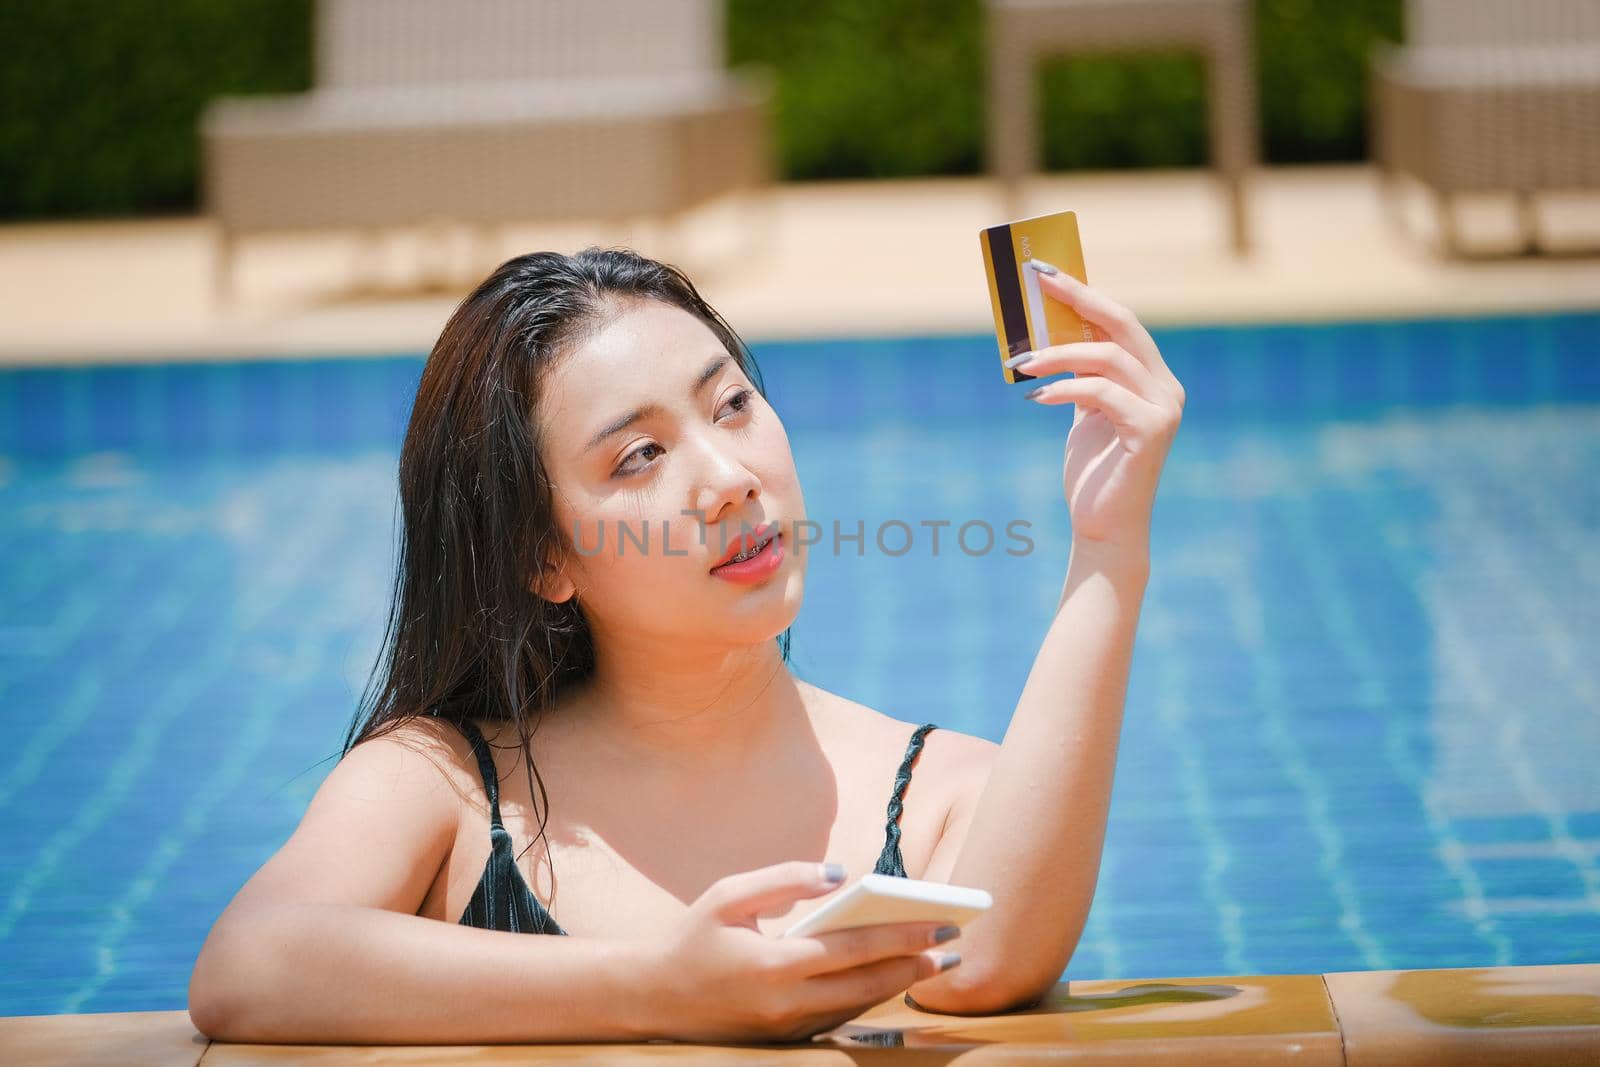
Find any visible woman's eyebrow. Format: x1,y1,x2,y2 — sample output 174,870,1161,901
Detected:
581,353,731,454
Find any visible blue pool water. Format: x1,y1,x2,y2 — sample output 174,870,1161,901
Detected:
1,311,1597,1016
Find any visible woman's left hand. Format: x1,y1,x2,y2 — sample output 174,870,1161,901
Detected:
1011,261,1185,551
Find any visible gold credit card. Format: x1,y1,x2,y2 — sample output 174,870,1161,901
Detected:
978,209,1092,383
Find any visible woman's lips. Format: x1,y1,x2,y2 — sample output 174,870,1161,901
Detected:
711,521,778,568
709,530,784,584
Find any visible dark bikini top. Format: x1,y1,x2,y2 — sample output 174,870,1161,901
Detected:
437,713,940,935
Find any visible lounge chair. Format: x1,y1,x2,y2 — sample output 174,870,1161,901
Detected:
984,0,1259,255
1369,0,1600,255
199,0,775,298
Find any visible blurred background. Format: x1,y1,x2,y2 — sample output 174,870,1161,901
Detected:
0,0,1597,1024
1,0,1391,215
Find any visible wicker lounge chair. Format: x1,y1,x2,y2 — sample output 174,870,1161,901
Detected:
199,0,775,298
1370,0,1600,255
984,0,1259,255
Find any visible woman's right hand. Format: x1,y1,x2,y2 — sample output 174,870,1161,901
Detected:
645,860,963,1044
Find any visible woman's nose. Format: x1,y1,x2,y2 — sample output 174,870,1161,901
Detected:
690,439,761,521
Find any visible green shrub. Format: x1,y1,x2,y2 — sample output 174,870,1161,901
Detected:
0,0,1399,220
0,0,310,219
728,0,1403,177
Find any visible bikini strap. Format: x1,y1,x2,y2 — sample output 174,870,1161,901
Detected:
435,713,507,831
876,723,937,873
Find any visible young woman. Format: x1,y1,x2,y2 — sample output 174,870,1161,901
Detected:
188,247,1183,1046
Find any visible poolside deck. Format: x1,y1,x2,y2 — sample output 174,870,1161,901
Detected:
3,964,1597,1063
1,164,1597,366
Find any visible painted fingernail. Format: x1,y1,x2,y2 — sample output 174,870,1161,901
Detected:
931,925,961,945
821,862,847,885
1024,385,1046,400
1002,352,1035,370
1026,258,1060,275
937,952,963,972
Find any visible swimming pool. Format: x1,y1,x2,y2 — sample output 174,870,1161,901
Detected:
1,310,1596,1016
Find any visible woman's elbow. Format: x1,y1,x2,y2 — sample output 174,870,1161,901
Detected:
187,990,226,1043
188,953,235,1036
904,949,1066,1016
187,921,263,1042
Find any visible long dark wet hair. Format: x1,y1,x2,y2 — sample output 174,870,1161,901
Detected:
343,246,792,879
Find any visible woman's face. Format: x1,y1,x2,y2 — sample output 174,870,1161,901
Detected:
533,296,808,650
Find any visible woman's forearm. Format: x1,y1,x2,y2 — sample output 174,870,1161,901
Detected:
189,901,657,1045
911,537,1149,1012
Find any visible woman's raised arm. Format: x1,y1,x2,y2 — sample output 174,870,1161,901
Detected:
906,264,1183,1015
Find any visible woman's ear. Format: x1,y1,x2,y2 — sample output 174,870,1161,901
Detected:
528,548,578,605
529,565,576,605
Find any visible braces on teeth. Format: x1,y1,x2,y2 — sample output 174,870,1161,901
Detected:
726,535,772,564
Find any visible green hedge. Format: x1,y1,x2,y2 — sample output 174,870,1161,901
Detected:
0,0,312,219
727,0,1403,177
0,0,1400,220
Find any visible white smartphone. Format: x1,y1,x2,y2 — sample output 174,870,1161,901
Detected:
779,874,993,939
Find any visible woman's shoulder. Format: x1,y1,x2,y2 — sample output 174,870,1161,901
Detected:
345,713,496,823
237,715,479,919
797,680,1001,791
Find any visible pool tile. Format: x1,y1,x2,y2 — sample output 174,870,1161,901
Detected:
824,973,1344,1063
0,1009,204,1066
1325,963,1600,1066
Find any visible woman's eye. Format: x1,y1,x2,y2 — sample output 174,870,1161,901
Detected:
612,390,755,478
613,442,662,477
721,388,755,418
